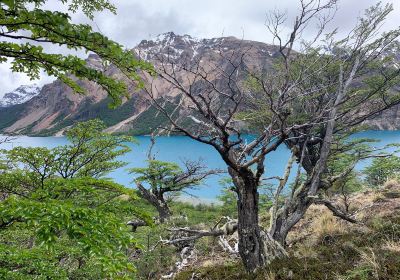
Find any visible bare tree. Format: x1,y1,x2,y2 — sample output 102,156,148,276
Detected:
142,0,400,272
262,1,400,247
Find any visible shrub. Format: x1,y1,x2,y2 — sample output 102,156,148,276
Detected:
364,156,400,186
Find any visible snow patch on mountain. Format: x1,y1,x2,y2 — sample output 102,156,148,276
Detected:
134,32,233,62
0,84,41,107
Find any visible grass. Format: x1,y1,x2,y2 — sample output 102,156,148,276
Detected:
175,216,400,279
312,211,346,241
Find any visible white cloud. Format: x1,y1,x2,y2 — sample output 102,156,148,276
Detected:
0,61,55,96
1,0,399,96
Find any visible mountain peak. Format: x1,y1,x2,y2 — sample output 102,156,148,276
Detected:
134,33,245,62
138,32,199,47
0,84,41,107
154,32,195,41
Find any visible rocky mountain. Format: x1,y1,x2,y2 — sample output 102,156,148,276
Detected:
0,32,399,135
0,32,279,135
0,84,41,108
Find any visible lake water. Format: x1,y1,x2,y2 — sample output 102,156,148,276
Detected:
1,130,400,200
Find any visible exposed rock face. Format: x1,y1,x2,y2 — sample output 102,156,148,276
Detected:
0,33,278,135
0,32,399,135
364,105,400,130
362,42,400,130
0,84,41,107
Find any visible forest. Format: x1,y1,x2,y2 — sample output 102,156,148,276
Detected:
1,0,400,279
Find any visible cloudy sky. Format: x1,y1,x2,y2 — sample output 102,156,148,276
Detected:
1,0,399,96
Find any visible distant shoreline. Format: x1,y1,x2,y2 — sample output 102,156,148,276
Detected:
2,129,399,138
176,195,222,206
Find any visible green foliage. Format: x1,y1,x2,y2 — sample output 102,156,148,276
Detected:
0,120,148,279
217,178,237,217
364,155,400,186
2,119,135,180
132,225,178,279
130,155,219,223
0,0,154,108
0,193,137,272
324,137,392,196
128,198,229,279
126,100,179,135
0,103,24,130
132,160,183,192
56,119,135,178
131,158,209,197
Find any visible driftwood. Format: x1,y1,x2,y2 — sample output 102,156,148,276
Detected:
161,246,197,279
162,219,238,246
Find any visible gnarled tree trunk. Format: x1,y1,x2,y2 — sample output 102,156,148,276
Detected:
270,197,311,245
230,168,287,272
156,199,172,223
136,182,172,223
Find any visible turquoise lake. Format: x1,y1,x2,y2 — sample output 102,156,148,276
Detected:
1,130,400,200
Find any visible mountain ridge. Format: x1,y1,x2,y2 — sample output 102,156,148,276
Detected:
0,32,399,136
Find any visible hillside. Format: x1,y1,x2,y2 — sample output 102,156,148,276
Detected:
170,181,400,280
0,32,399,135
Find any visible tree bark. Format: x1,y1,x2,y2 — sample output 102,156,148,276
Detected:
230,168,287,272
270,199,310,245
136,182,172,223
156,200,172,223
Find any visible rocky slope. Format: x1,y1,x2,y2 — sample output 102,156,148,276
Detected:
0,84,41,108
0,32,278,135
0,32,399,135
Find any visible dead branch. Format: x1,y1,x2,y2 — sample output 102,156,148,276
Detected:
313,198,358,223
218,235,239,254
161,246,197,279
161,217,238,246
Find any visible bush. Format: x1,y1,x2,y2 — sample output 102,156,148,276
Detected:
364,156,400,186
